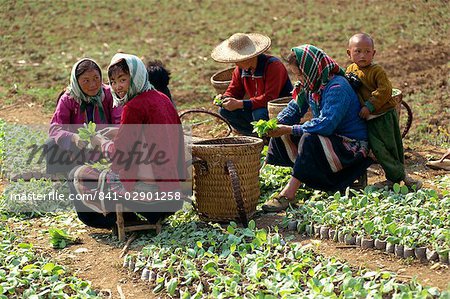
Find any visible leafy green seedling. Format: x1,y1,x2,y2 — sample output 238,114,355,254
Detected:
77,122,97,142
48,228,78,249
213,94,223,106
251,118,278,137
90,158,111,171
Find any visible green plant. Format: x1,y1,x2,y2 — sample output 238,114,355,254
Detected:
251,118,278,137
48,228,79,249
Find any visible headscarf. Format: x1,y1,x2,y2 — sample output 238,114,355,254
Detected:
108,53,154,107
291,45,345,115
67,58,106,121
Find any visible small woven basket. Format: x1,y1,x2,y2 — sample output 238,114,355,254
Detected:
392,88,402,116
191,136,263,225
210,67,234,94
268,97,313,123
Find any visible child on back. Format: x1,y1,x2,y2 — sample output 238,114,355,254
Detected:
346,33,422,189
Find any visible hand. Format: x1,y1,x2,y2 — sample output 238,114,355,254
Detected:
222,97,243,111
72,133,88,149
267,124,292,137
90,134,108,149
359,106,371,119
98,127,119,139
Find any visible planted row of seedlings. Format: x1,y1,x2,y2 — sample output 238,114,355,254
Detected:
123,218,448,298
284,186,450,264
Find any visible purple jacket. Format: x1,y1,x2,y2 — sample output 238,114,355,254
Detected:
49,84,122,149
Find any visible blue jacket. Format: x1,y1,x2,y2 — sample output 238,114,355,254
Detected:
278,75,367,141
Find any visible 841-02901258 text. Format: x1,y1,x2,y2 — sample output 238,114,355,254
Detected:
10,190,182,202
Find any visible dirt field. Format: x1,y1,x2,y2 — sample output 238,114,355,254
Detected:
1,1,449,298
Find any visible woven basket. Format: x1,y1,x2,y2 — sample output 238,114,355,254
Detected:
268,97,313,123
392,88,402,116
210,67,234,94
191,136,263,225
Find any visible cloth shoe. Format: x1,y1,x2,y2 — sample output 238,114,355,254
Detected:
262,194,297,213
373,180,394,189
403,175,423,190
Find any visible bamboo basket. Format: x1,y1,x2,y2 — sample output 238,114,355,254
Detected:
268,96,313,123
191,136,263,225
210,67,234,94
392,88,402,117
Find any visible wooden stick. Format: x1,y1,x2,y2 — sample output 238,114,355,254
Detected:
117,285,126,299
335,245,359,249
116,204,125,242
119,233,138,258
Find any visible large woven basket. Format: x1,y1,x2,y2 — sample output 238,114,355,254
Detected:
268,97,313,123
210,67,234,94
191,136,263,225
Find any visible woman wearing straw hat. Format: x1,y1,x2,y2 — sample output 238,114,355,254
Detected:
211,33,292,136
262,45,373,213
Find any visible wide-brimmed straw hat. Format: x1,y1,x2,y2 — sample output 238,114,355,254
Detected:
211,33,271,63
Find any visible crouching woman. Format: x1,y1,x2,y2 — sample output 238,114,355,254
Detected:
262,45,373,213
69,53,186,228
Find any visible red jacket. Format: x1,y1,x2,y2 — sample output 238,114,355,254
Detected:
105,90,185,192
224,54,292,110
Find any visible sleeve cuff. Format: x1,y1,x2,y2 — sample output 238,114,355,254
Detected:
243,100,252,110
365,101,375,113
292,125,303,136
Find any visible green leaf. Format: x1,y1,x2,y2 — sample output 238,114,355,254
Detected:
166,278,178,296
393,183,400,193
42,263,55,274
248,220,256,230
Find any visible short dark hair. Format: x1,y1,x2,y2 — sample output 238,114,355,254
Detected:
75,60,101,79
108,59,129,79
146,59,171,91
146,59,172,100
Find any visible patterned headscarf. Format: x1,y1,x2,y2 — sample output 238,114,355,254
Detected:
291,45,345,115
108,53,154,107
67,58,105,121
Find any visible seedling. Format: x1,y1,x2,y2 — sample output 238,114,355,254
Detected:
213,94,223,106
77,122,97,142
251,118,278,137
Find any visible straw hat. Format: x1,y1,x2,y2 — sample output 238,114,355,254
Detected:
211,33,271,63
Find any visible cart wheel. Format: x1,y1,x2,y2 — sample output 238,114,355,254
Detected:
399,100,413,138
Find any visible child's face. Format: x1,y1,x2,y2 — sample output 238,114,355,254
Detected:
78,69,102,96
109,69,131,98
347,38,376,68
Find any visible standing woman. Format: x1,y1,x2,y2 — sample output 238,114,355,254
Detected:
70,53,186,228
47,58,122,175
262,45,373,212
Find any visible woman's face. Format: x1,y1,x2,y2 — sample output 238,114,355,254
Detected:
109,69,131,98
77,69,102,96
288,63,305,84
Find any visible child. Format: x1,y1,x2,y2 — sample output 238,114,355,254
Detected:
346,33,422,189
146,59,175,107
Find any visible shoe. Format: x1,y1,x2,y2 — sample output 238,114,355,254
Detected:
373,180,394,189
262,194,297,213
403,175,423,190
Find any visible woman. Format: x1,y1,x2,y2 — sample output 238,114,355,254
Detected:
70,53,186,228
46,58,122,175
262,45,372,213
211,33,292,136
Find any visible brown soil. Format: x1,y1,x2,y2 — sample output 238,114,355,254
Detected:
16,219,157,299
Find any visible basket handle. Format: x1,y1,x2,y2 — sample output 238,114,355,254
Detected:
225,160,248,227
179,108,232,137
